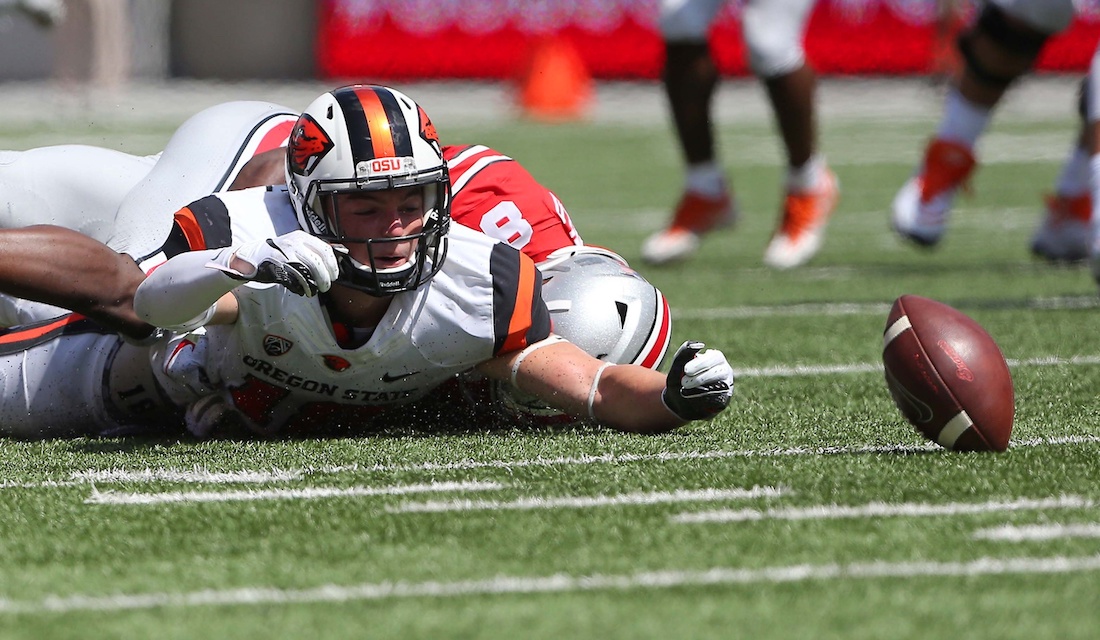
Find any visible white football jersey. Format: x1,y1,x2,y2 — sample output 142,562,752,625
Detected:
152,188,552,436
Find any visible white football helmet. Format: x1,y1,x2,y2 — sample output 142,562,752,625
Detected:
285,84,450,296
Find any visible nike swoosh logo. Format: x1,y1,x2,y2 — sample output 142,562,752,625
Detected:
381,371,419,383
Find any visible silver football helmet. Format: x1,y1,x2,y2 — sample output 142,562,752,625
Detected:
490,246,673,426
539,246,672,368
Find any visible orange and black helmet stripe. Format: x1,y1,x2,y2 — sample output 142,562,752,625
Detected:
334,86,413,163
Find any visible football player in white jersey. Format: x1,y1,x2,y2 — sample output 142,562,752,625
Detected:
0,85,733,439
0,98,673,428
0,99,668,371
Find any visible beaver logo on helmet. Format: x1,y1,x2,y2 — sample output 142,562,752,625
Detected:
417,105,438,146
288,114,334,176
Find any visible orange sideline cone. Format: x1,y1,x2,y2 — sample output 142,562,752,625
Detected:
515,37,593,121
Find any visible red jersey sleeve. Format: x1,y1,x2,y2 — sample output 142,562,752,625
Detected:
445,144,583,263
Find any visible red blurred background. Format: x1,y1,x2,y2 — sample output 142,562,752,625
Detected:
318,0,1100,81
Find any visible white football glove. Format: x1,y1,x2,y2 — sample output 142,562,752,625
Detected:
211,230,339,297
662,341,734,421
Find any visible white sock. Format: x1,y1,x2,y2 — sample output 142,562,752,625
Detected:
1089,155,1100,222
1056,145,1091,197
684,163,727,199
936,88,992,148
786,154,825,193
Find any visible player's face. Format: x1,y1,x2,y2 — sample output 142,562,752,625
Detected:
332,186,425,268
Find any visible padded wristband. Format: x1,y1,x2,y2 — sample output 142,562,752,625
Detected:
509,335,566,388
586,362,613,422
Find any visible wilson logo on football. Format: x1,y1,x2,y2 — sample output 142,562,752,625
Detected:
323,355,352,372
263,334,293,357
936,339,975,382
288,114,334,176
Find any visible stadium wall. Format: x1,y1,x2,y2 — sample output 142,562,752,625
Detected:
318,0,1100,80
0,1,1098,83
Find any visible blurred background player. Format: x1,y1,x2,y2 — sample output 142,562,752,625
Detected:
1030,75,1093,264
892,0,1077,247
641,0,839,269
1046,43,1100,285
931,0,967,84
1029,42,1100,267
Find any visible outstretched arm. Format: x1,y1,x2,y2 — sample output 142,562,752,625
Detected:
477,338,734,434
0,225,154,339
135,230,339,330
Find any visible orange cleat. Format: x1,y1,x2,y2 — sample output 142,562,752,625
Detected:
641,189,737,265
1030,192,1092,263
892,138,976,247
763,168,840,269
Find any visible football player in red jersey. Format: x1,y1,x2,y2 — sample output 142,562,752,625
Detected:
444,144,581,262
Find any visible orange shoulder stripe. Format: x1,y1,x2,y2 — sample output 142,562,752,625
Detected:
501,255,536,353
173,207,206,250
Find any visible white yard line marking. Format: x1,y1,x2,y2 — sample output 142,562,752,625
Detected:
336,435,1100,474
387,486,785,514
72,469,302,483
671,496,1094,524
85,481,503,506
680,302,891,319
676,296,1100,320
734,355,1100,378
1,554,1098,614
6,436,1097,491
973,523,1100,542
735,363,882,377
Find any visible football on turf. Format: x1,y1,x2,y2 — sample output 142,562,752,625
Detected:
881,295,1014,452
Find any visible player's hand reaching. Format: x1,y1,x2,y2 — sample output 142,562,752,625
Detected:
213,230,339,296
661,341,734,421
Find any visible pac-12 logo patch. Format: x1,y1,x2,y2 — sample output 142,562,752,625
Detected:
263,334,293,356
288,113,334,176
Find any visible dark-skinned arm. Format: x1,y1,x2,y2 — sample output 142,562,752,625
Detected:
0,151,287,339
0,225,154,339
